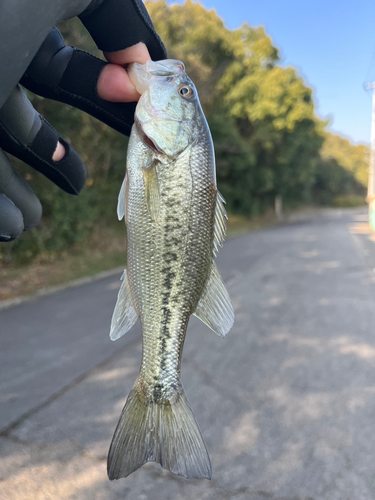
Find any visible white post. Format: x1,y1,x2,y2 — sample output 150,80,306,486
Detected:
275,195,283,221
368,85,375,230
369,86,375,199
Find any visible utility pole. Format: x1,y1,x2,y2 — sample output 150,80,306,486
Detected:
365,83,375,231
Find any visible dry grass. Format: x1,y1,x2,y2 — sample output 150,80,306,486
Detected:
0,226,127,302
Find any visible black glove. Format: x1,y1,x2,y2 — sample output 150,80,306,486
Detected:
0,0,167,242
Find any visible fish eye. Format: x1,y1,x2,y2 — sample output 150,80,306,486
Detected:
178,86,194,99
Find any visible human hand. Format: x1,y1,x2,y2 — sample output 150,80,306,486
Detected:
0,0,166,242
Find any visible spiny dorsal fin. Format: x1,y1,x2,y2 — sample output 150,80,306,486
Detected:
193,263,234,338
110,270,139,341
117,172,129,222
213,190,228,257
143,162,160,223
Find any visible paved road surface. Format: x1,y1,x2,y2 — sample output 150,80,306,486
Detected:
1,208,375,500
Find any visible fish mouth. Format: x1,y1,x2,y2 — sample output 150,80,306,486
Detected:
135,120,162,155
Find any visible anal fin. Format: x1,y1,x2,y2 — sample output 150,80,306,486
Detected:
110,270,139,340
193,263,234,338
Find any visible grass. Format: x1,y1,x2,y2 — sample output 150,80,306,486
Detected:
226,210,278,236
332,195,367,208
0,211,278,303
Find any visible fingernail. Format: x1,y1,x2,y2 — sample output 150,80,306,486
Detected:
52,142,66,162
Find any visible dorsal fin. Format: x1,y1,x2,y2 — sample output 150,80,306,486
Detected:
213,190,228,257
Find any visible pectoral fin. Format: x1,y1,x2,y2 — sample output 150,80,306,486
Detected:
143,162,160,222
193,263,234,338
117,172,129,222
110,270,139,341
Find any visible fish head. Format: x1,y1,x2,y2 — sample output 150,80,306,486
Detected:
128,60,202,158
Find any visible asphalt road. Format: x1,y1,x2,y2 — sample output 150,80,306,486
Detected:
1,208,375,500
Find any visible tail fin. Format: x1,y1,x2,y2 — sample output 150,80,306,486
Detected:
107,382,212,480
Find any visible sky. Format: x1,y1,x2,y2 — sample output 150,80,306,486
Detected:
171,0,375,145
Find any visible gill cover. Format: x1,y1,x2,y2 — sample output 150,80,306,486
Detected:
128,60,199,157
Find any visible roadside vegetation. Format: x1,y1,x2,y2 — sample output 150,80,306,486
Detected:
0,0,368,294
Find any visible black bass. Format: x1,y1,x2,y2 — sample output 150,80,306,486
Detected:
107,59,234,480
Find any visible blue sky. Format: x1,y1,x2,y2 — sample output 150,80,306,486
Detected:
170,0,375,144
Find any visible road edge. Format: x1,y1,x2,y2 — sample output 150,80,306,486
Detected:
0,266,124,311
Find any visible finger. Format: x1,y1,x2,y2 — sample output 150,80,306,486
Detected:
104,42,151,66
53,141,66,162
0,85,86,195
97,64,141,102
0,193,23,242
0,147,43,241
21,28,137,136
0,147,41,232
97,42,151,102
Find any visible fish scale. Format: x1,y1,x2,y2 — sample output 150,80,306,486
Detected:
107,59,234,480
133,134,213,401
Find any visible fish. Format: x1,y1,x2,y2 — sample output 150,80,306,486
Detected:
107,59,234,481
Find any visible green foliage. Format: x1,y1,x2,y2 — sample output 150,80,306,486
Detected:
311,132,368,205
148,0,324,211
332,195,366,208
321,132,369,187
312,157,365,205
0,3,370,265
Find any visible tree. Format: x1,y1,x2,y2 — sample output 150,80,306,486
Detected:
147,1,324,213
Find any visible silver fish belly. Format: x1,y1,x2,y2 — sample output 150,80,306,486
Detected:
107,60,234,481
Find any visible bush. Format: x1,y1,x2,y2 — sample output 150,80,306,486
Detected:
332,195,366,208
